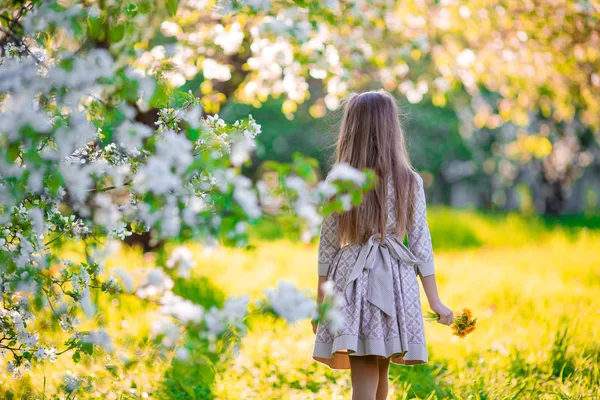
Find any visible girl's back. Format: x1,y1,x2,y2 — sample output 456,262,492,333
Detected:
311,91,454,398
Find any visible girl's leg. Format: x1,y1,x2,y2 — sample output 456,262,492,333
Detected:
376,356,390,400
349,355,379,400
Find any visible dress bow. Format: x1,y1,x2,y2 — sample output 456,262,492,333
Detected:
344,234,418,318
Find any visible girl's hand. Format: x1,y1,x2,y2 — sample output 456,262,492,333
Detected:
311,319,318,334
430,300,454,326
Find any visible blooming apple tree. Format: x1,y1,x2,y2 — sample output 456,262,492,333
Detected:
0,1,377,377
140,0,600,214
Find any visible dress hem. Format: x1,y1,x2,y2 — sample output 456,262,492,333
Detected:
312,334,428,370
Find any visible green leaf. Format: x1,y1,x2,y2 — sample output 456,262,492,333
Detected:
187,128,201,141
0,11,9,28
72,351,81,363
109,24,125,43
149,82,171,108
7,142,20,162
138,2,152,14
105,364,118,376
166,0,179,16
45,170,63,196
125,3,138,16
81,342,94,356
87,18,104,41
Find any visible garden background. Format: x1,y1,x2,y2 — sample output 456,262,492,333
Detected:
0,1,599,399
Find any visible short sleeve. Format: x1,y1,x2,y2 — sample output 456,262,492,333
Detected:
317,213,341,276
408,174,435,277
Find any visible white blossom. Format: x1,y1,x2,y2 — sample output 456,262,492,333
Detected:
204,295,249,335
264,281,316,324
45,347,57,362
233,175,261,218
59,315,80,332
230,136,256,167
136,268,174,299
320,280,345,331
340,194,352,211
202,58,232,81
174,347,190,360
6,361,18,375
114,120,153,155
112,268,134,293
159,292,204,324
183,105,203,129
213,22,245,55
327,163,366,185
82,328,113,352
166,246,196,278
133,131,193,195
150,317,181,348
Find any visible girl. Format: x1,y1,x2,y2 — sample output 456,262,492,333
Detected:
312,90,454,400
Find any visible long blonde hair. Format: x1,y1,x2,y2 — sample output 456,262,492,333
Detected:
335,89,417,244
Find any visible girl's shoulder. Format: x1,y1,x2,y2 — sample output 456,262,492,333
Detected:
412,170,424,186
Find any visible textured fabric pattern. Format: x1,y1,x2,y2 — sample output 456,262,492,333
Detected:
313,171,434,370
408,174,436,277
317,212,340,276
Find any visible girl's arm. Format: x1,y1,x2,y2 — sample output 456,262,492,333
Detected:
317,212,340,281
420,275,453,325
313,213,340,333
408,174,454,326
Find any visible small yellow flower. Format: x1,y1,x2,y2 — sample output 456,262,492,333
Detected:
425,307,477,338
461,308,473,321
452,307,477,338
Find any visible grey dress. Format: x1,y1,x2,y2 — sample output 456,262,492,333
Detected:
312,172,435,369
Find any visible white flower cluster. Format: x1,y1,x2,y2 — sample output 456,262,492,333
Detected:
327,163,367,185
150,291,248,350
82,328,113,352
159,292,204,324
59,315,80,333
169,4,380,111
284,163,367,240
212,168,262,219
204,295,250,335
263,280,345,331
114,120,154,156
134,131,194,195
0,2,377,377
203,58,232,81
166,246,196,278
135,268,175,299
151,317,182,348
230,116,261,167
135,44,198,88
285,176,322,240
212,22,245,55
264,280,317,323
319,280,344,331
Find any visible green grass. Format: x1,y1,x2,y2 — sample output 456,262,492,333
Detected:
2,210,599,399
251,206,600,250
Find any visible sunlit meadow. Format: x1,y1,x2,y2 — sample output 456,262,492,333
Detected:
2,208,598,399
2,1,600,399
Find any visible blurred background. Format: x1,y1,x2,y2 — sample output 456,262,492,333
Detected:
136,1,600,396
220,96,600,216
2,1,599,399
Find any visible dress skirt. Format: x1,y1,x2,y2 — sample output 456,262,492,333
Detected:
312,242,428,370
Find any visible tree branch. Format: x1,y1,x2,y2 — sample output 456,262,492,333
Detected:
0,27,43,65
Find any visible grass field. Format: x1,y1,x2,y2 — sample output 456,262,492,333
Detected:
2,208,599,399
